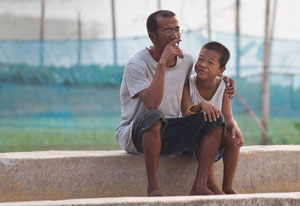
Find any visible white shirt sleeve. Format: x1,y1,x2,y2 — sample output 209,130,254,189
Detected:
124,62,151,98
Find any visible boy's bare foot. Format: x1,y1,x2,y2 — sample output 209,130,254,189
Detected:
222,187,239,194
190,186,215,195
209,185,225,195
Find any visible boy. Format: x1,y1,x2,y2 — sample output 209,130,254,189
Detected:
181,41,244,194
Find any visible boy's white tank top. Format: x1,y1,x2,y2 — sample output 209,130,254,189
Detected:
189,73,226,110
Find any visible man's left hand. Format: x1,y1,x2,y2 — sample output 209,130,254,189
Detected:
222,75,236,99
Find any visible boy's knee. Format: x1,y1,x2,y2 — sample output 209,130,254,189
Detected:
196,112,225,126
223,131,242,148
212,125,224,140
209,116,225,135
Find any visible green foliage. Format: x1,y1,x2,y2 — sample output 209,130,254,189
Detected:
294,122,300,133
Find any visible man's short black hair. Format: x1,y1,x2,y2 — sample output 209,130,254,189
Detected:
146,10,176,33
202,41,230,68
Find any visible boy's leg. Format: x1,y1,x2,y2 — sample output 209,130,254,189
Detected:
133,111,225,196
222,130,240,194
159,112,225,195
207,164,224,194
190,125,223,195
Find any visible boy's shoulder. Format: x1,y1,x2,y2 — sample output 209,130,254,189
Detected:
217,76,226,89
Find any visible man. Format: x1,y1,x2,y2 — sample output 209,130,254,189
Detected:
116,10,234,196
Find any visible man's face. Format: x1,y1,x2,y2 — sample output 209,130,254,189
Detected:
153,16,181,49
195,48,224,80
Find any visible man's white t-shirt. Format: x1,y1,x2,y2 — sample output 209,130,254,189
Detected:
189,73,226,110
116,48,193,153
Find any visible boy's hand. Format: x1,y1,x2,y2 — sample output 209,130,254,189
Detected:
222,75,236,99
231,126,244,148
199,101,221,122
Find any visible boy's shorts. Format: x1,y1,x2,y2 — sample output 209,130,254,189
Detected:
183,147,224,162
132,109,225,155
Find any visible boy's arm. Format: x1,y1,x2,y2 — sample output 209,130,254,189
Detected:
222,92,244,148
181,83,203,117
181,83,221,122
181,83,193,116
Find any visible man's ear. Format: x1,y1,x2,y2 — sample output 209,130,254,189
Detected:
148,32,157,44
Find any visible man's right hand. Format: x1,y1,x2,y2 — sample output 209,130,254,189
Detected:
159,38,184,66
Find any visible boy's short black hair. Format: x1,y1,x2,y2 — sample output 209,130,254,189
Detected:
202,41,230,68
147,10,176,33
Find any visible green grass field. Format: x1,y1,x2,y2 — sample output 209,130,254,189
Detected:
234,116,300,145
0,116,122,152
0,115,299,153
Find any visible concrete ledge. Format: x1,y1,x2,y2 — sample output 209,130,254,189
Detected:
1,192,300,206
0,145,299,202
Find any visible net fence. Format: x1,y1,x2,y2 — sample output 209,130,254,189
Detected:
0,0,300,152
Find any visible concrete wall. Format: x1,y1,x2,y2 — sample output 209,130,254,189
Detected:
1,193,300,206
0,145,299,202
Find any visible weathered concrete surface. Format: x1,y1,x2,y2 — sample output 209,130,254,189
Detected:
0,145,299,202
0,192,300,206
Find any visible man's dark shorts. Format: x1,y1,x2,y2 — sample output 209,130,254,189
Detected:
132,109,225,155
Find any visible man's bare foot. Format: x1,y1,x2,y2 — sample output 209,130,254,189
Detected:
190,186,215,195
148,185,162,196
222,187,238,194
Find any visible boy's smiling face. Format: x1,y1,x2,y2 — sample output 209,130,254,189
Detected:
195,48,225,80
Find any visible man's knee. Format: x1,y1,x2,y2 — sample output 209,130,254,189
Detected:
142,109,165,130
145,119,163,135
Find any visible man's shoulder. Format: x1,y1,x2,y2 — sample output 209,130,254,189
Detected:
125,49,154,74
127,49,149,65
183,51,193,61
183,50,193,57
178,51,193,69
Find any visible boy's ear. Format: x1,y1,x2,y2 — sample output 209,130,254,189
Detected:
219,66,226,75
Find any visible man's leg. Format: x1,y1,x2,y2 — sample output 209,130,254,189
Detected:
142,119,163,196
190,125,223,195
132,109,166,196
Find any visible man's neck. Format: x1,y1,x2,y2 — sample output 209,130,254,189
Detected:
148,45,163,62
